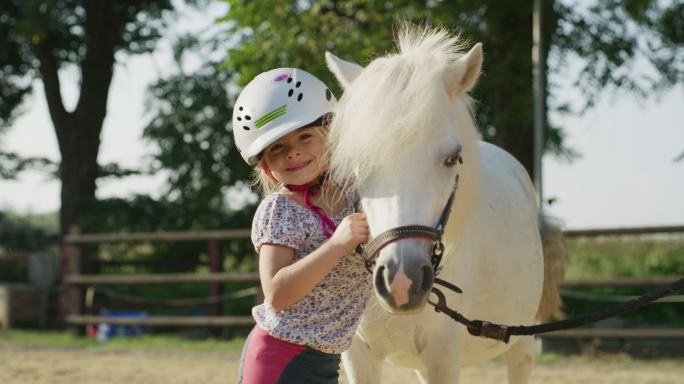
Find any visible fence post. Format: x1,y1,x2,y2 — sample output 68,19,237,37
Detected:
208,240,223,317
67,225,84,336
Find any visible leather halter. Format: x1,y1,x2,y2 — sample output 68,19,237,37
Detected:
357,159,461,275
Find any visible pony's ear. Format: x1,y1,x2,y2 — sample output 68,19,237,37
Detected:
325,51,363,89
446,43,483,100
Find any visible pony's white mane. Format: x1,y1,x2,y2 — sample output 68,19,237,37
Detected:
328,25,476,186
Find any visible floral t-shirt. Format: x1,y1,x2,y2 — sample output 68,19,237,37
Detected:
251,188,372,354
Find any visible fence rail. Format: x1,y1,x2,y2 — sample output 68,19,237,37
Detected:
543,328,684,339
64,229,251,244
65,272,259,285
63,273,678,289
564,225,684,238
560,276,679,288
66,315,255,327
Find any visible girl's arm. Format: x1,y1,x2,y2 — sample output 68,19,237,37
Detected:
259,212,367,311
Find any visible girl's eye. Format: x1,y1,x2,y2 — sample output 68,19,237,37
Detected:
269,144,283,153
300,133,313,141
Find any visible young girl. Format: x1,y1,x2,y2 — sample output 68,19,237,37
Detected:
233,68,371,383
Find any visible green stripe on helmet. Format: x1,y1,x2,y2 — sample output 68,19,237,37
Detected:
255,105,287,129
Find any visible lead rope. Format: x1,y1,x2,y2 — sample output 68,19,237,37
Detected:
429,276,684,343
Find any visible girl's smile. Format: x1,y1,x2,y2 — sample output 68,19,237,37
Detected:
285,159,313,172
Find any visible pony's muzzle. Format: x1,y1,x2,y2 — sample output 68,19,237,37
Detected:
373,254,434,314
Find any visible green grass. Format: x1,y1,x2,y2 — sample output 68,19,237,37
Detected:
0,329,246,352
565,237,684,279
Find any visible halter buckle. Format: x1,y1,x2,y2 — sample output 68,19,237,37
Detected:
433,241,444,256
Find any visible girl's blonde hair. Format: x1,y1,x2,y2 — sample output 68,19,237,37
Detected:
252,126,328,196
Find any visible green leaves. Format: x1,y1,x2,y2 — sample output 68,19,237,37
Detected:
0,210,58,252
0,151,56,180
553,0,684,110
221,0,403,96
98,162,144,179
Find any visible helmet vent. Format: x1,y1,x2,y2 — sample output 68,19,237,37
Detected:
297,93,303,102
296,81,301,88
288,89,294,97
325,89,332,101
243,126,250,131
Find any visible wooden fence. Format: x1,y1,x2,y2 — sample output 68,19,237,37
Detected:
61,226,258,333
60,225,684,339
542,225,684,340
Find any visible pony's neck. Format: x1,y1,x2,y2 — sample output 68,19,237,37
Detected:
443,99,481,247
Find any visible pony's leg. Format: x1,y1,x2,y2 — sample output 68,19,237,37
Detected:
341,336,382,384
414,335,462,384
505,336,536,384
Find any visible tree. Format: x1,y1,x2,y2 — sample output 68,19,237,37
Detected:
0,0,204,237
219,0,683,179
140,34,253,230
72,33,257,275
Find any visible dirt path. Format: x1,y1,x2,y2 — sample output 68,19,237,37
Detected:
1,343,682,383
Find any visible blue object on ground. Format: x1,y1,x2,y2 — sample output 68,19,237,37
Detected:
97,309,148,341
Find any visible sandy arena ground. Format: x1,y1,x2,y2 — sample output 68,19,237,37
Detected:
1,343,683,384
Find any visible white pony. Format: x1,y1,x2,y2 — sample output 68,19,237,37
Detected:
325,25,566,383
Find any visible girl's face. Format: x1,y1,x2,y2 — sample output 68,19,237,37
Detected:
261,127,326,186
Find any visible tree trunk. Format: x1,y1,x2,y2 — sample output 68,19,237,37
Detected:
485,2,536,178
59,114,102,238
33,1,118,237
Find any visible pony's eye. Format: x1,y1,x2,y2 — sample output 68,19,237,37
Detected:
444,151,462,167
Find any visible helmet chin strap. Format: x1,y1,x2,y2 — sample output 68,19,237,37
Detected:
286,174,337,238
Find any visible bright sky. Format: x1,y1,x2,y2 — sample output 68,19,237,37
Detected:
1,2,682,230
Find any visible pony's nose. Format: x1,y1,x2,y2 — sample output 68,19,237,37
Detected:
374,258,434,312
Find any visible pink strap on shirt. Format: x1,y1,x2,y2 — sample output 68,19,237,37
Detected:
286,180,337,238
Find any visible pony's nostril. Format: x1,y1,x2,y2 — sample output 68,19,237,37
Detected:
376,266,386,282
420,264,434,292
374,266,389,296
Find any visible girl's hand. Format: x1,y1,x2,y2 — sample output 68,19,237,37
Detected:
329,213,369,254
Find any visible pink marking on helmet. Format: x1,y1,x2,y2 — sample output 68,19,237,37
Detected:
273,74,290,82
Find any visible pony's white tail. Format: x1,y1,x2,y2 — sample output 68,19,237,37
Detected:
536,215,569,321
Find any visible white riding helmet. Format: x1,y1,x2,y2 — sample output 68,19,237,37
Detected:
232,68,337,165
